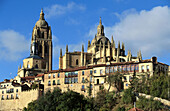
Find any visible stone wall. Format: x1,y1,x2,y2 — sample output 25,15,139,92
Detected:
138,93,170,107
0,89,40,111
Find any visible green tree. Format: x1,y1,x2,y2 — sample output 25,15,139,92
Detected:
24,87,94,111
136,97,165,111
122,88,135,104
106,72,122,94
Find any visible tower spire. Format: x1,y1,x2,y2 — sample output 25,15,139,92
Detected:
88,40,91,48
60,48,62,57
82,44,84,52
40,8,45,20
111,35,114,44
99,17,102,25
97,17,104,36
66,45,68,53
122,42,125,51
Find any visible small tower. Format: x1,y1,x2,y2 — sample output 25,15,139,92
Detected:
127,50,132,61
122,42,125,51
60,48,62,57
32,9,52,71
117,41,120,56
59,48,63,69
66,45,68,53
111,35,114,44
137,50,142,61
82,44,84,53
121,42,125,56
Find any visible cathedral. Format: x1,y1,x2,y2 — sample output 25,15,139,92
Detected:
17,9,52,78
59,17,142,70
0,9,169,111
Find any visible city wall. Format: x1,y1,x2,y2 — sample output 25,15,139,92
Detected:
0,89,40,111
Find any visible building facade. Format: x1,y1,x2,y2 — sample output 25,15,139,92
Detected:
44,18,169,96
44,56,168,96
0,79,43,111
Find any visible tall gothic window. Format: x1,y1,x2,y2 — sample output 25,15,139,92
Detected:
39,45,42,54
45,44,48,54
76,59,78,65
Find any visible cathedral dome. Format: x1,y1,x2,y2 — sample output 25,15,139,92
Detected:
97,37,110,45
35,9,48,27
91,36,110,46
91,36,100,45
35,19,48,27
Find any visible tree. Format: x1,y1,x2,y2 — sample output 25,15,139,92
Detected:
136,71,170,100
136,97,165,111
106,72,122,94
122,88,136,104
24,87,94,111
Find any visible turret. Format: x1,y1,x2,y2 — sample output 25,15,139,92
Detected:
127,50,132,61
117,41,120,56
19,64,21,69
122,42,125,51
111,35,114,44
66,45,68,53
60,48,62,57
137,50,142,61
82,44,84,52
88,40,91,48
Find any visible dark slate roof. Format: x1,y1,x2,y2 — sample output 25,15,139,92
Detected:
26,55,42,59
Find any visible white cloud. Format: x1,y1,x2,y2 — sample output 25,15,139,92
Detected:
88,6,170,57
65,18,80,25
45,2,86,18
0,30,29,61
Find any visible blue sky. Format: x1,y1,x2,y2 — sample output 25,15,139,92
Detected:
0,0,170,81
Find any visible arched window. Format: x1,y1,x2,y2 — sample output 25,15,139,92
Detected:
76,59,78,65
35,64,38,69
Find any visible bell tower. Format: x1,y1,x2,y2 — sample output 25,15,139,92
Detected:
31,9,52,71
